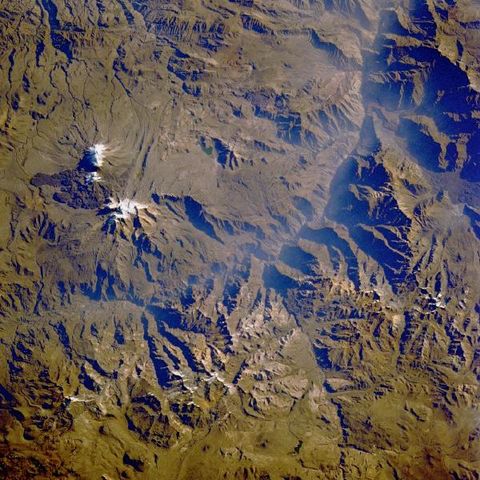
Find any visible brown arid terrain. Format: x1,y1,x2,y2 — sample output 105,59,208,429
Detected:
0,0,479,478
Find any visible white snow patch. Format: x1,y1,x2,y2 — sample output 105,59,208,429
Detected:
108,198,148,220
67,395,95,403
87,171,102,183
208,371,235,394
89,143,107,167
434,293,446,309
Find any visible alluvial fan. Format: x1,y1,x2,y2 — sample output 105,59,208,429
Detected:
0,0,479,478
